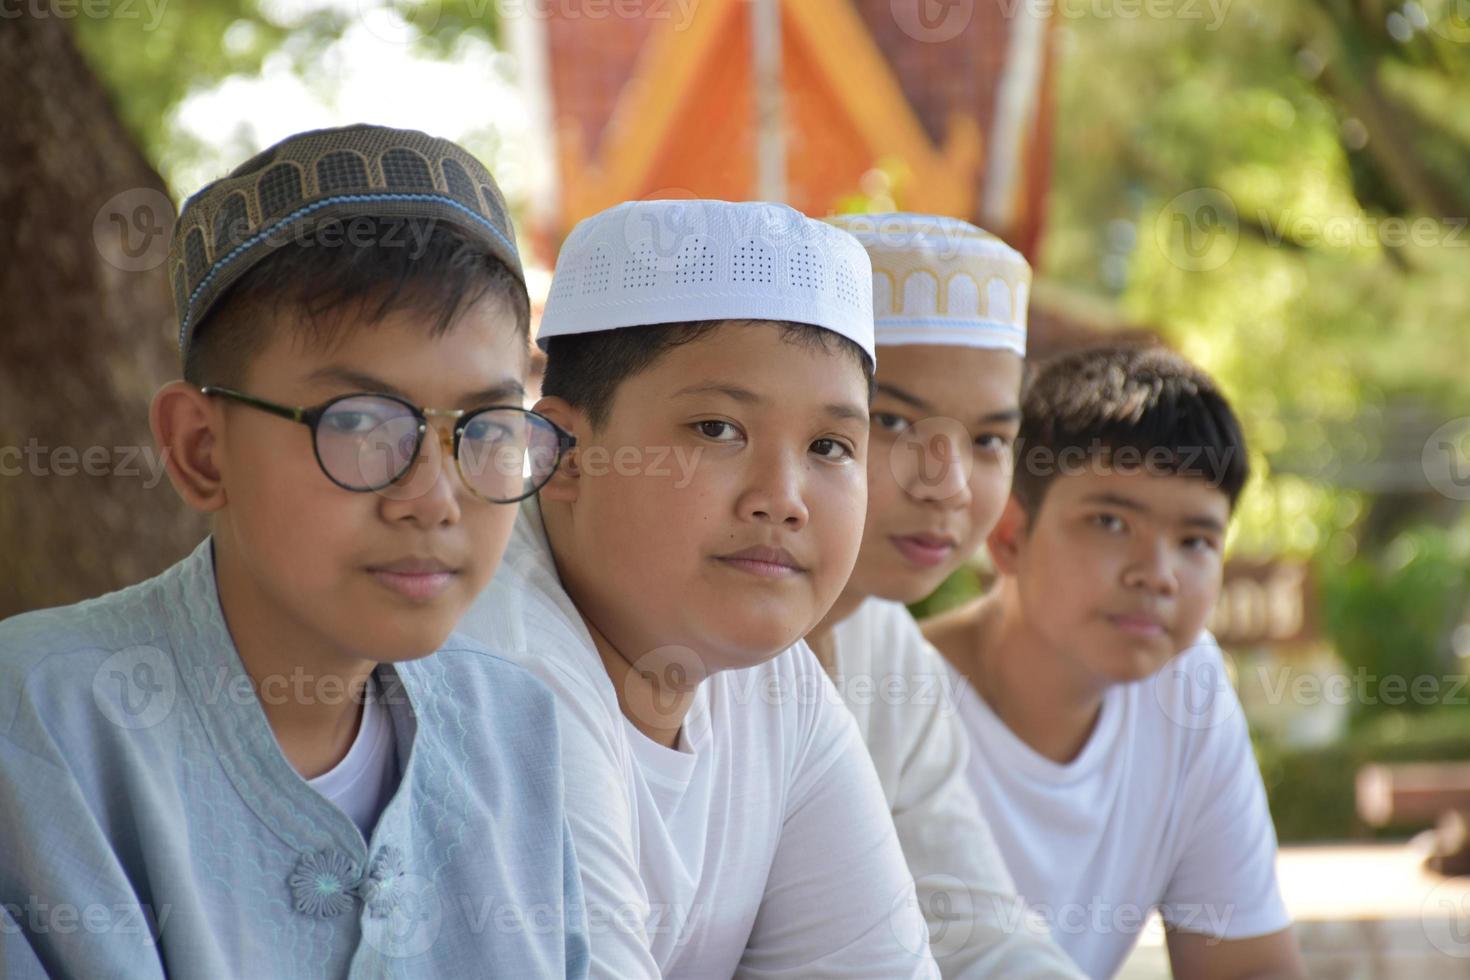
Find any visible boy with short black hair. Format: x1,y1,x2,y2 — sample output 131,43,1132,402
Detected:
0,125,587,978
461,199,938,978
924,344,1305,979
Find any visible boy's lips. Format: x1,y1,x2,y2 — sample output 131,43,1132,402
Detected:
714,545,805,579
1106,612,1168,637
889,532,958,568
366,557,459,601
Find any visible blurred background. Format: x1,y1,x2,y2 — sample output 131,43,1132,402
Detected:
4,0,1470,974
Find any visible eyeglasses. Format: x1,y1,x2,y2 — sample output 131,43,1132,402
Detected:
201,385,575,503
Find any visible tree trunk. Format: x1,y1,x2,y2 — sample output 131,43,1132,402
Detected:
0,12,204,618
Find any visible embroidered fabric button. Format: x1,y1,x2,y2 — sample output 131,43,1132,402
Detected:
289,849,361,918
361,845,406,918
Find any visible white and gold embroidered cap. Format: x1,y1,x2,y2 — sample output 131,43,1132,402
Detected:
825,212,1030,356
539,199,876,365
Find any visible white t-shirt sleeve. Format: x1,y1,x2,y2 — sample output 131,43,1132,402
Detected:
836,601,1082,979
462,522,662,980
883,631,1085,979
1158,640,1291,941
736,649,939,980
529,649,662,980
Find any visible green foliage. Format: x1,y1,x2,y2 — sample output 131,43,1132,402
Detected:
1318,523,1470,721
69,0,506,182
72,5,306,169
907,564,986,622
1046,0,1470,559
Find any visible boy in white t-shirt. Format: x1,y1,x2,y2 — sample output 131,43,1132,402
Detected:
805,214,1082,979
924,345,1306,979
459,200,937,979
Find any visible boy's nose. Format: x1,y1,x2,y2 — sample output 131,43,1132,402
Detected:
1123,538,1177,595
375,420,464,525
896,421,972,506
737,450,809,529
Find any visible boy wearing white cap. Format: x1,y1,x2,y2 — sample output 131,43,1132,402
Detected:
459,200,937,978
806,214,1081,979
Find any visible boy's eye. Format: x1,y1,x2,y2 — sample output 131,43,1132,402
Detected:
463,417,513,444
873,412,910,434
1092,513,1126,533
810,438,854,461
975,434,1012,456
1182,536,1219,553
322,411,377,435
694,420,741,442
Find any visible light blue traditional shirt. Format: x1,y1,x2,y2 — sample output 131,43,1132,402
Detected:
0,539,589,979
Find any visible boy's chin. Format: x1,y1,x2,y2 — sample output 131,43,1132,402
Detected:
369,644,445,665
880,572,950,606
855,563,955,609
699,624,810,672
1090,642,1177,685
343,617,459,665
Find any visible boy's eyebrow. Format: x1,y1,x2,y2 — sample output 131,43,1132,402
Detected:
1081,491,1150,514
673,382,867,425
672,382,763,404
1082,492,1227,533
1180,513,1228,534
979,408,1023,425
874,382,930,413
305,366,525,407
824,401,871,426
459,380,528,407
876,383,1021,425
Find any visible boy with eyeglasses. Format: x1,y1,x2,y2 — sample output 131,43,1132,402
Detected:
0,125,588,979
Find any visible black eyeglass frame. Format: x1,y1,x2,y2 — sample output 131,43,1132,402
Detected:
200,385,576,503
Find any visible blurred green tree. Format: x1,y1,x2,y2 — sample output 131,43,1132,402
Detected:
1046,0,1470,559
1043,0,1470,705
0,1,505,615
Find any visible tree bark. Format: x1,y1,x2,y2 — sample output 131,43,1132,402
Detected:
0,12,205,618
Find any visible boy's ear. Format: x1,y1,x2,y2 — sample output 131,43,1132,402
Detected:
149,381,228,513
987,494,1030,577
533,395,584,504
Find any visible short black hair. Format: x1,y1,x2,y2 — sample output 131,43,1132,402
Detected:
541,320,874,430
1013,344,1250,516
183,216,530,387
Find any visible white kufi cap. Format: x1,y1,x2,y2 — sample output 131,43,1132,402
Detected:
540,200,876,365
825,212,1030,356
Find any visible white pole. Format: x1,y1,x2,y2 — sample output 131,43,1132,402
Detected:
752,0,787,203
